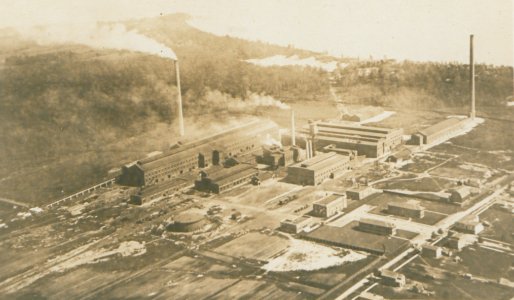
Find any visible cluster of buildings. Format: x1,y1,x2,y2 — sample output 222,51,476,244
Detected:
118,119,278,203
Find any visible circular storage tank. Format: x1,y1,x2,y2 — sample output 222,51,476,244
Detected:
167,212,207,232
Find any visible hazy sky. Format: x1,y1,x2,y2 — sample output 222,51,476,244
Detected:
1,0,513,66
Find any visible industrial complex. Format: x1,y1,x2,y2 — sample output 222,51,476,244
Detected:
2,33,512,300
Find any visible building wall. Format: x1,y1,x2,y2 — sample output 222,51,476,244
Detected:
215,171,258,194
287,167,315,185
287,156,350,186
388,205,424,218
346,187,375,200
314,138,380,158
313,199,346,217
358,222,396,235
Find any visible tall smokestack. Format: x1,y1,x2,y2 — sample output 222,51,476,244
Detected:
469,34,476,119
175,60,185,136
291,110,296,146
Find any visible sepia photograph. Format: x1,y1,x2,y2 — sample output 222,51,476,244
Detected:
0,0,513,299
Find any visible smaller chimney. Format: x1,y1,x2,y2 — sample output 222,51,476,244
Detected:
291,110,296,146
470,34,476,119
304,136,311,159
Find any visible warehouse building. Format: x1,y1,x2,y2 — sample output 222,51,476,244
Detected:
346,185,376,200
387,200,425,218
312,194,347,218
448,186,471,203
129,178,190,205
194,164,258,194
421,244,442,258
117,120,277,187
358,218,396,236
454,215,484,234
411,117,468,146
287,121,403,158
279,216,313,234
447,233,467,250
287,152,351,186
379,270,406,287
257,144,294,169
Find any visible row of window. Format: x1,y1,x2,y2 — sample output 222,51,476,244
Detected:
218,173,255,192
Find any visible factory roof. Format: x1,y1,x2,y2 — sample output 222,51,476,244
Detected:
138,177,190,197
282,215,312,225
380,269,405,280
316,122,400,135
359,218,395,229
314,127,391,140
138,120,276,170
449,186,471,198
418,118,463,137
388,200,424,210
290,152,349,171
347,185,373,193
207,164,257,186
313,135,382,147
422,244,441,251
315,194,345,205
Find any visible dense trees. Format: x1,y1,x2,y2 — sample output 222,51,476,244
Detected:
333,60,512,109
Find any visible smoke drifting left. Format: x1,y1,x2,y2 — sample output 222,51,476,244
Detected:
16,22,177,60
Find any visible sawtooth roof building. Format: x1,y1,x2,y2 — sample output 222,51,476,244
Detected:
117,120,277,187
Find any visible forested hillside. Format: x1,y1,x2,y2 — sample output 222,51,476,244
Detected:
0,14,332,203
333,60,512,109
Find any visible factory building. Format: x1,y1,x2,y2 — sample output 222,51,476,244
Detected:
194,164,258,194
387,200,425,218
421,244,442,258
129,178,190,205
379,270,406,287
286,121,403,158
257,145,293,169
312,194,347,218
287,152,351,186
447,233,467,250
117,120,277,187
346,186,376,200
411,118,468,146
454,215,484,234
448,186,471,203
358,218,396,236
279,216,313,234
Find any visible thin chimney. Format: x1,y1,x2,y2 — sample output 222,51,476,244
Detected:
175,60,185,136
470,34,476,119
291,110,296,146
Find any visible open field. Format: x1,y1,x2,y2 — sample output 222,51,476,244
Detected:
366,193,461,215
211,279,306,299
303,222,410,255
374,176,456,192
213,232,290,261
429,159,489,180
479,205,514,244
399,152,452,173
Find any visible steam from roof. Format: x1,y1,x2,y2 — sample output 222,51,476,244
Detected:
16,23,177,60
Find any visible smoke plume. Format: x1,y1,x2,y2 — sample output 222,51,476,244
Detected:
17,23,177,60
201,89,290,111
